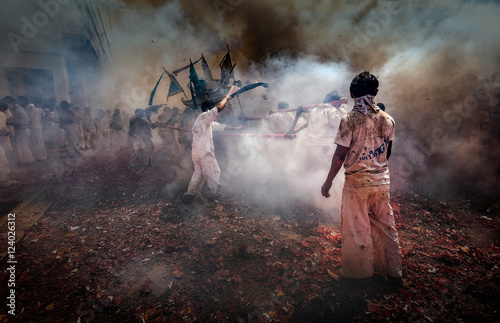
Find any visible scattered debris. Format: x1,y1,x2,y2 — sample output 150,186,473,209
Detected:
0,153,498,322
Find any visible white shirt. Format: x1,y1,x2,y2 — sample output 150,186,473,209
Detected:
304,103,347,147
268,111,294,134
0,111,7,135
97,114,111,133
191,108,226,161
27,104,44,130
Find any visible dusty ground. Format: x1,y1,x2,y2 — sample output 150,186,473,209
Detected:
0,149,499,322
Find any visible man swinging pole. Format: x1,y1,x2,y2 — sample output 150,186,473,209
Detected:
182,92,244,203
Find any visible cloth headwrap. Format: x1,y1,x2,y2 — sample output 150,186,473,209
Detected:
352,95,378,115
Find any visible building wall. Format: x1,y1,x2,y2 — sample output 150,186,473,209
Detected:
0,0,102,107
0,49,70,103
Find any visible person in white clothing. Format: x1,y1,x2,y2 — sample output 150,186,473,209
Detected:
0,102,12,154
157,106,181,159
299,91,348,171
82,107,97,150
183,95,244,203
110,108,126,151
291,91,348,215
5,96,34,165
0,101,18,187
26,98,47,161
128,108,155,169
0,136,17,188
96,109,111,151
42,104,59,149
267,101,295,134
59,101,82,158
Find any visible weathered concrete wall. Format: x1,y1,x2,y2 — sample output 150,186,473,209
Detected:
0,49,70,103
0,0,99,107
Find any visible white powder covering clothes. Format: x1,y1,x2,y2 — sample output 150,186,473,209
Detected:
187,108,226,196
191,108,226,161
304,103,347,148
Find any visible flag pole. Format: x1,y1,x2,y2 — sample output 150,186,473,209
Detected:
148,70,165,106
162,67,188,100
225,45,245,115
236,94,244,115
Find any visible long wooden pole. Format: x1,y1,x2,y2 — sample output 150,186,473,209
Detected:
269,98,348,114
156,124,295,138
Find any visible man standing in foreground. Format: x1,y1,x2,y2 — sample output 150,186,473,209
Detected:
183,94,243,203
321,71,403,286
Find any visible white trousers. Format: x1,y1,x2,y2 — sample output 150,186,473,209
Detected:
15,127,34,164
129,137,152,167
340,185,402,278
30,128,47,161
159,131,179,157
306,145,336,171
186,154,220,196
0,144,11,187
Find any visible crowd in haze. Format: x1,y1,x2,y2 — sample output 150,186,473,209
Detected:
0,71,405,287
0,95,199,188
0,90,365,200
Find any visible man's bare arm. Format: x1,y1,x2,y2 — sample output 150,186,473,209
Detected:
321,145,349,198
217,94,231,112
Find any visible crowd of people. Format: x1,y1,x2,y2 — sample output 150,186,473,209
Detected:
0,95,135,187
0,94,202,188
173,71,404,287
126,105,196,172
0,88,374,194
0,71,404,287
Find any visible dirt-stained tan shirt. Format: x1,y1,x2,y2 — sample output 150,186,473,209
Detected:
335,107,395,187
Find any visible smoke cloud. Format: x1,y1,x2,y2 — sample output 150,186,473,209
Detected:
89,0,500,205
3,0,499,207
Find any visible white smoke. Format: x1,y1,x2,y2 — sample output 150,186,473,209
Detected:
4,0,497,201
93,0,499,201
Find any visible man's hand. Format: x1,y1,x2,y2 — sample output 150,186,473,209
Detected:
321,181,332,198
284,131,295,140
